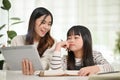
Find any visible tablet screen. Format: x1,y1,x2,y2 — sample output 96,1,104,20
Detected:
1,45,43,70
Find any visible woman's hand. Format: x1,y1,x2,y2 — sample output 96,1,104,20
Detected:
78,65,100,76
22,59,34,75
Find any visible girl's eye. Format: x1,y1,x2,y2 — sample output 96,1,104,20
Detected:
75,35,80,39
75,37,79,39
67,37,71,40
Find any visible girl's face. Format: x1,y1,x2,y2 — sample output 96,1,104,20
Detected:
34,15,52,38
67,34,83,52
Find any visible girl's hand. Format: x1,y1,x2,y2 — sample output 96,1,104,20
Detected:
22,59,34,75
78,65,100,76
55,41,69,52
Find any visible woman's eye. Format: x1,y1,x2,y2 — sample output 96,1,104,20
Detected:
48,23,52,26
41,21,46,24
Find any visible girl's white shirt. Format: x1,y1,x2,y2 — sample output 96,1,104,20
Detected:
75,58,81,66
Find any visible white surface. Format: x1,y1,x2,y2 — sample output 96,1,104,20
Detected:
0,70,89,80
0,54,4,60
1,45,43,70
0,70,6,80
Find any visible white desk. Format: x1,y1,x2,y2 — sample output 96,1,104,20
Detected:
1,70,120,80
0,70,89,80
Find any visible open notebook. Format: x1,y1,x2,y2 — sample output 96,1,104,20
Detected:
38,70,79,77
1,45,43,70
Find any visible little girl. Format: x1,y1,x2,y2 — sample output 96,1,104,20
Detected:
50,25,114,76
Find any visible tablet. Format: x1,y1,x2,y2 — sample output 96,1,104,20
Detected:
0,45,43,70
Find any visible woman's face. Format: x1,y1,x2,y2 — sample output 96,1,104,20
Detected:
34,15,52,38
67,34,83,52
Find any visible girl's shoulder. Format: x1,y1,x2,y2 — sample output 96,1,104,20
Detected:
93,51,102,57
93,51,104,60
93,51,102,54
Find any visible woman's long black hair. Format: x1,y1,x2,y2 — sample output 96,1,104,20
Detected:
25,7,54,57
67,25,95,70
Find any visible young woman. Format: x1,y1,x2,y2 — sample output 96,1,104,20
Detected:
10,7,56,75
51,25,114,76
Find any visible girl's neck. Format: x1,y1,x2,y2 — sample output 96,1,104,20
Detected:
74,50,83,58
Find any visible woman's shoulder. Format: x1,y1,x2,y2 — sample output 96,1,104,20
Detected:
13,35,26,40
12,35,26,43
18,35,25,37
11,35,26,46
